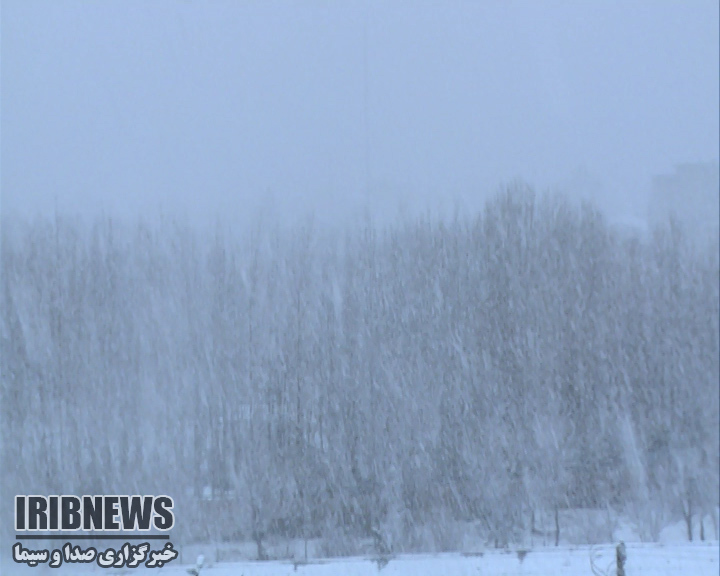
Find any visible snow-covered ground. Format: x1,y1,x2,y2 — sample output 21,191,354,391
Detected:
4,517,718,575
136,542,720,576
5,542,717,576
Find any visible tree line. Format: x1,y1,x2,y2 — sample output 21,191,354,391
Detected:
2,188,718,554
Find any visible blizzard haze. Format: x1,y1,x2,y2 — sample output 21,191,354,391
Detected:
2,3,720,571
2,0,719,226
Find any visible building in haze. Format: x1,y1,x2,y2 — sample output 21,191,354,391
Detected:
648,162,720,246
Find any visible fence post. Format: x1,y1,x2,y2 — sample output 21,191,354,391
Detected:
616,541,626,576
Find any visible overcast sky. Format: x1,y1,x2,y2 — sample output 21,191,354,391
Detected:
2,0,718,227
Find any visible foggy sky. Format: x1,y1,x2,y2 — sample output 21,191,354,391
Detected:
2,0,719,227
